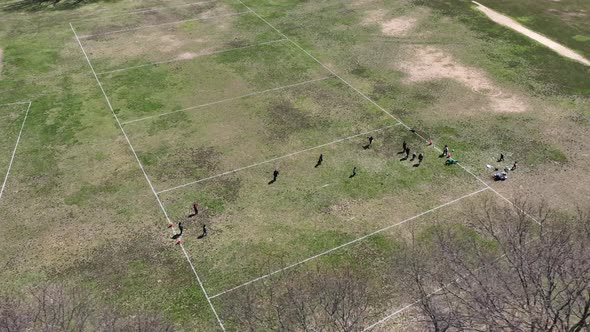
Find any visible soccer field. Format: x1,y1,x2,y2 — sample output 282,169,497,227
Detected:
1,0,589,330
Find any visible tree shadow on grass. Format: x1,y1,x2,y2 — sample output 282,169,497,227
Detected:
2,0,107,13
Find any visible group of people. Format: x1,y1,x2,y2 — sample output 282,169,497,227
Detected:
171,135,516,241
492,154,518,181
171,201,207,243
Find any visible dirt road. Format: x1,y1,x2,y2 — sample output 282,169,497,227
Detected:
473,1,590,66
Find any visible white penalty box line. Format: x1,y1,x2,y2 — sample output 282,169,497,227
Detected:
71,0,217,23
77,11,250,39
121,76,334,125
234,0,541,227
70,23,226,331
0,101,32,202
96,38,289,75
157,123,401,194
209,186,490,299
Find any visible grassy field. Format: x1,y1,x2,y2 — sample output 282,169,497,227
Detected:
477,0,590,58
1,0,589,330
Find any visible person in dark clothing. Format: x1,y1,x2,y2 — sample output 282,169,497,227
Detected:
269,169,280,184
349,167,357,178
511,161,518,171
402,140,407,152
368,136,374,146
418,153,424,164
172,222,183,240
188,202,199,217
315,154,323,168
405,147,410,158
202,224,208,237
410,152,416,161
498,153,504,162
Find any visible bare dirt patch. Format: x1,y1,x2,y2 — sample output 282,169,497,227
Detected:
177,52,198,60
382,16,417,36
363,10,417,37
399,46,528,113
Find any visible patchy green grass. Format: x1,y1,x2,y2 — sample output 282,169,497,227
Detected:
160,124,482,294
1,0,589,330
0,103,27,183
476,0,590,58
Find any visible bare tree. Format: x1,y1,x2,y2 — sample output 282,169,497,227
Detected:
0,283,174,332
393,198,590,331
223,265,380,331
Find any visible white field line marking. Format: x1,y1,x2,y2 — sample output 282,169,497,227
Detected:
473,1,590,66
235,0,406,130
0,101,31,107
179,244,226,330
121,76,334,125
78,11,249,39
209,187,490,299
157,124,400,194
71,0,217,23
70,23,226,331
97,38,288,75
0,101,32,202
235,0,537,229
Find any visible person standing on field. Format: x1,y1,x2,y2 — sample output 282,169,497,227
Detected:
269,169,280,184
418,153,424,164
315,154,323,168
442,145,449,157
188,201,199,217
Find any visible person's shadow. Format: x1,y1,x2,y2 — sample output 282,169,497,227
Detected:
400,156,408,161
362,144,370,150
197,234,206,239
171,233,182,240
413,163,420,167
268,179,276,185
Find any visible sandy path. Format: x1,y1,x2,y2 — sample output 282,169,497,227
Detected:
473,1,590,66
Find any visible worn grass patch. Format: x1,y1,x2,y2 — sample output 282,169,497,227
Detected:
125,78,393,190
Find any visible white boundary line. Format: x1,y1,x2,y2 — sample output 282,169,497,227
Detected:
0,101,32,202
121,76,334,125
0,101,31,106
209,187,490,299
71,0,217,23
234,0,542,228
70,23,226,331
77,11,250,39
234,0,406,130
97,38,288,75
157,124,400,194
